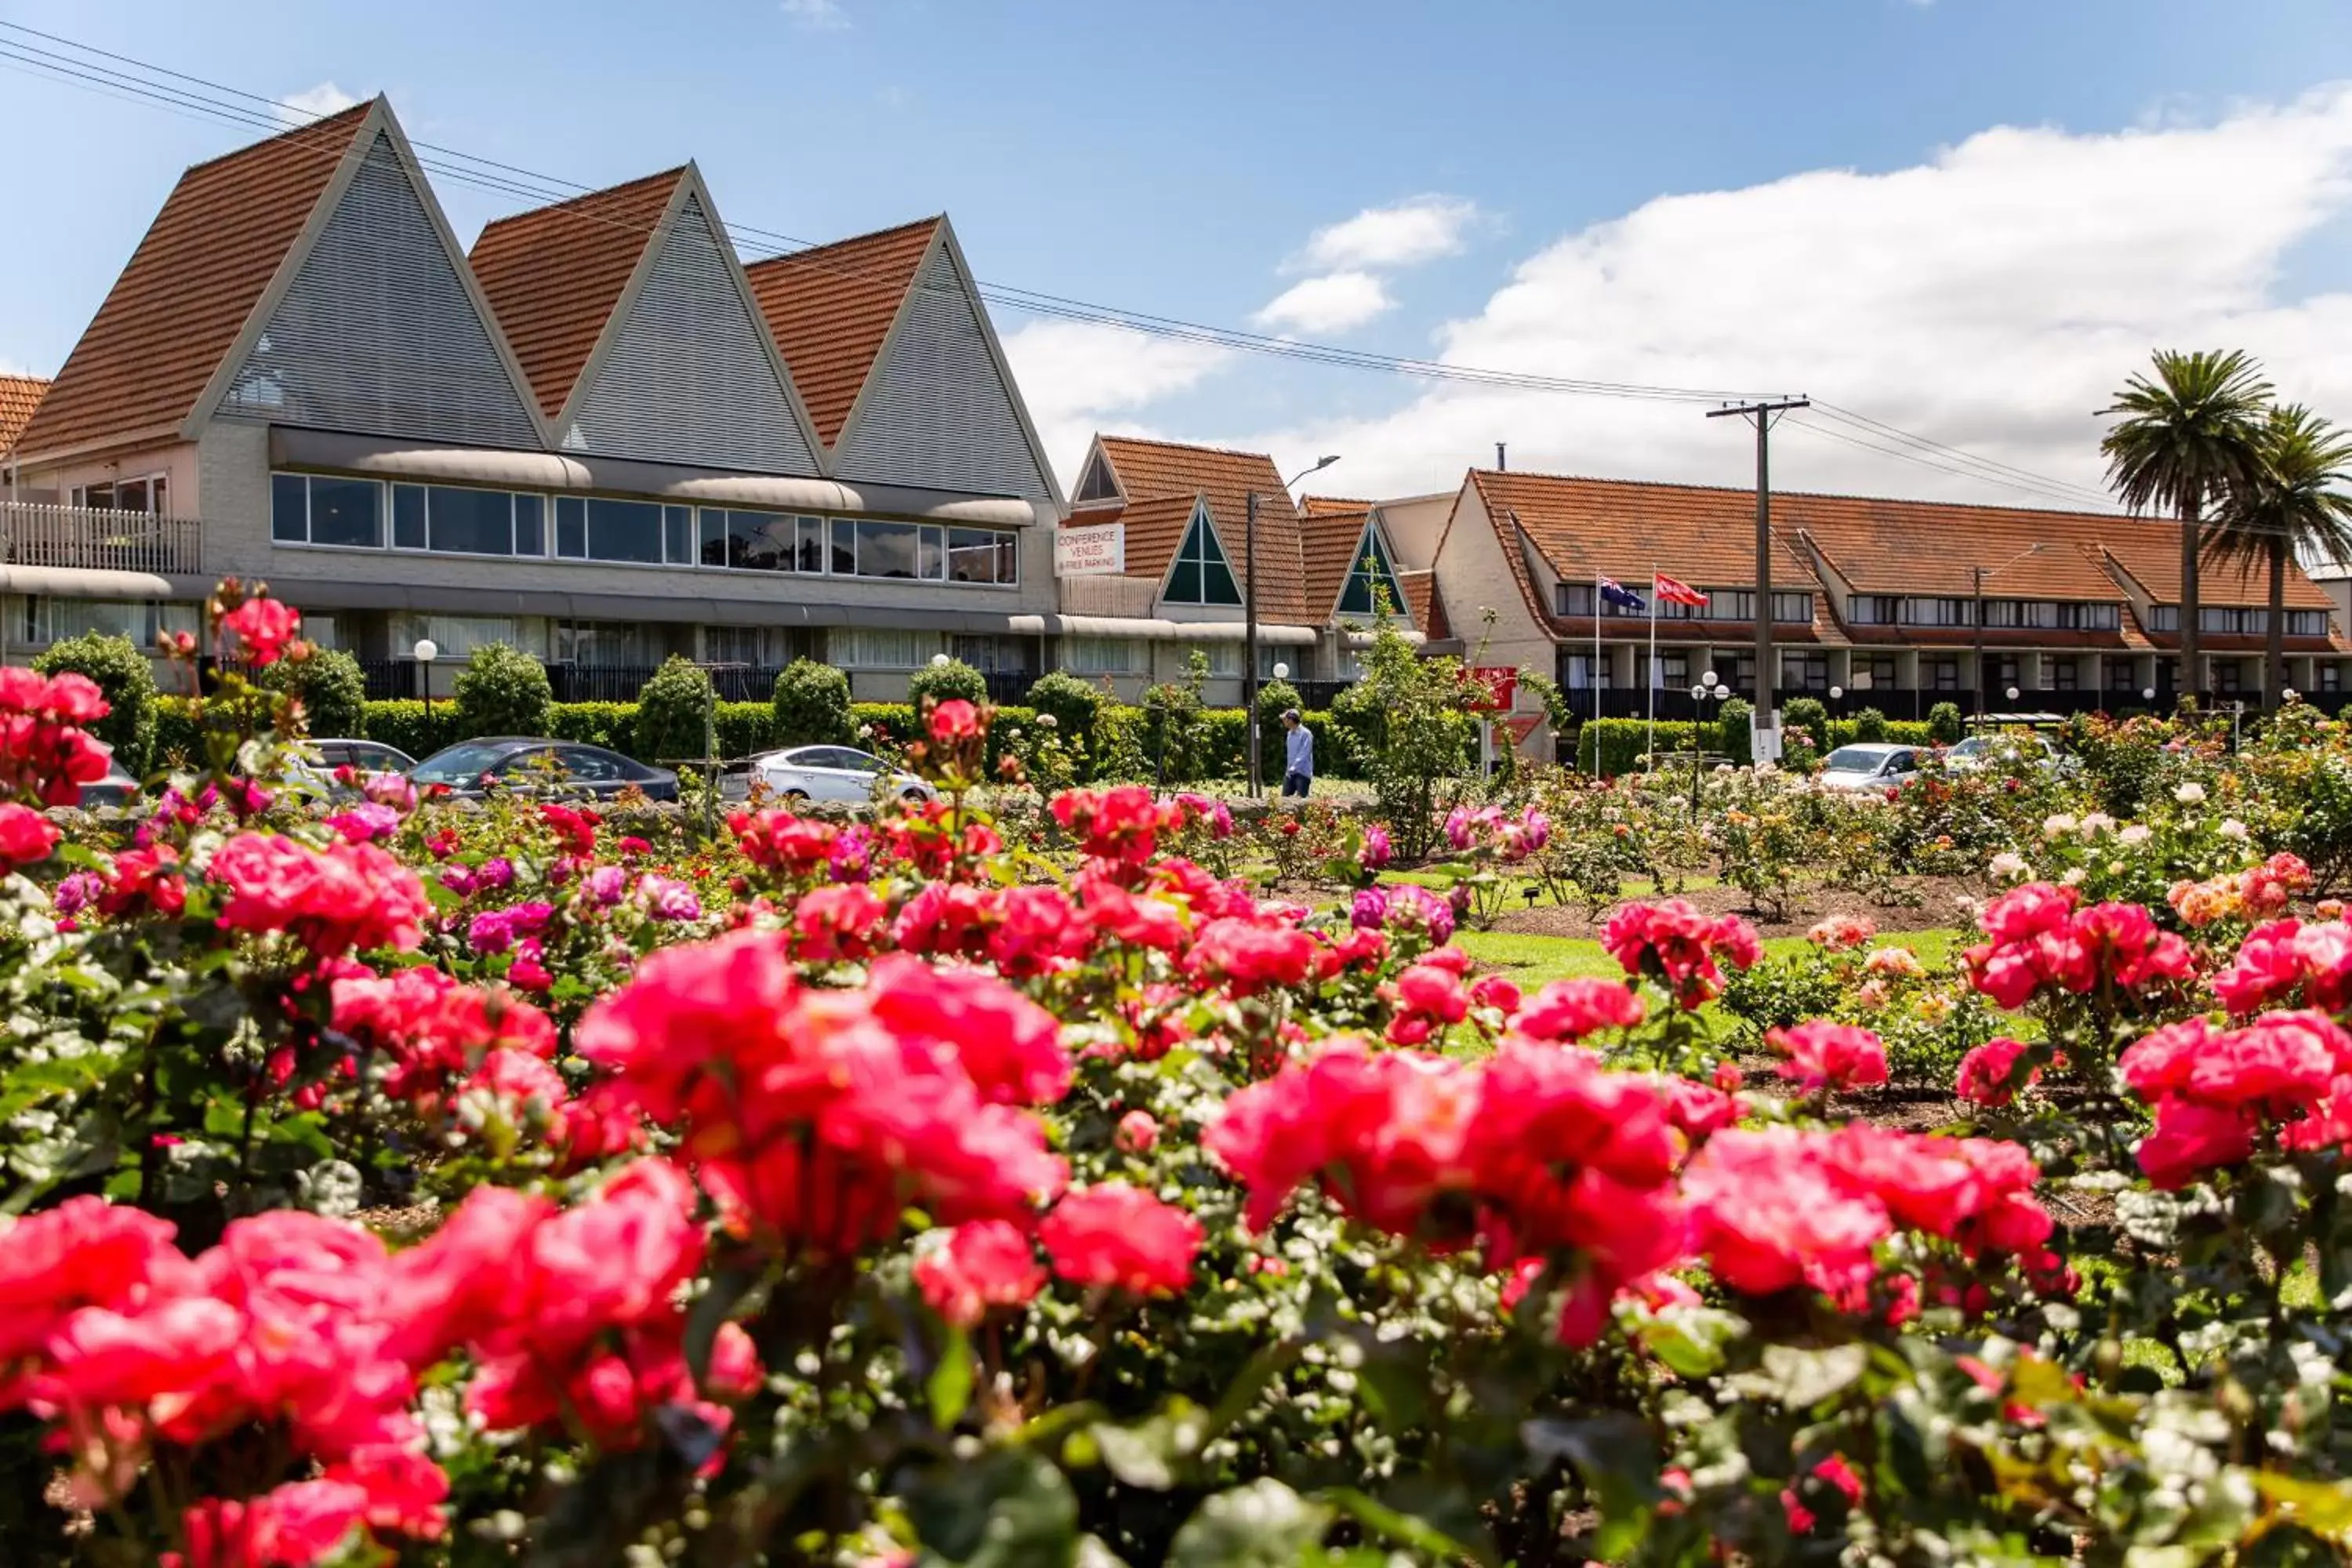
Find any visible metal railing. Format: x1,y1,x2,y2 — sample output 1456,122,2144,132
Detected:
0,503,203,575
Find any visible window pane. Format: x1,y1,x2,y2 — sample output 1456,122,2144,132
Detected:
997,533,1018,585
1204,562,1241,604
430,487,513,555
664,506,694,565
853,520,920,579
797,517,826,573
586,499,662,563
1167,560,1201,602
309,477,382,548
699,509,728,567
81,482,115,510
712,510,793,572
831,518,855,575
389,485,426,550
514,495,545,557
917,525,946,581
114,479,149,514
947,527,998,583
271,474,308,542
556,497,587,559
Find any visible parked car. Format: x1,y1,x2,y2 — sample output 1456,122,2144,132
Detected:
1944,732,2067,774
1817,742,1925,793
78,753,140,811
750,745,936,806
310,739,417,775
408,739,679,802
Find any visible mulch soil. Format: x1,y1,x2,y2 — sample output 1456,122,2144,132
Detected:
1489,874,1988,941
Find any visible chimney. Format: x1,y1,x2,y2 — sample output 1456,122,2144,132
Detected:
1494,441,1507,471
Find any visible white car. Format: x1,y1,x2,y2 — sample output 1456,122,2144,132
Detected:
1817,742,1925,793
1944,733,2064,774
751,745,936,807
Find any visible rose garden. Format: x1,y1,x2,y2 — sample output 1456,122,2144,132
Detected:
9,582,2352,1566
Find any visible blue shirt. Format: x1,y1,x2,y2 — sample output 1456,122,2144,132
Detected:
1284,724,1314,777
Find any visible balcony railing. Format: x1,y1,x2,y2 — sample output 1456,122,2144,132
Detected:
0,503,203,575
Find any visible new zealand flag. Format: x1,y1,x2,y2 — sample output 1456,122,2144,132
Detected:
1598,576,1647,612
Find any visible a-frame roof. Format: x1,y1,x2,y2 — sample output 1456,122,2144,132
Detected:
16,100,376,459
0,376,49,456
1091,435,1312,621
743,216,942,450
1302,506,1374,619
469,168,688,420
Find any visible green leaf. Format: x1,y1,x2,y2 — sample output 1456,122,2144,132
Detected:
1168,1479,1333,1567
1519,1415,1654,1563
1733,1343,1869,1408
1091,1399,1207,1491
929,1325,974,1430
905,1449,1078,1567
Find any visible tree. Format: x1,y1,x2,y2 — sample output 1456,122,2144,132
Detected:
259,647,367,739
2100,350,2273,704
34,633,158,774
2201,405,2352,712
452,643,552,739
772,659,852,746
636,655,715,764
906,658,987,712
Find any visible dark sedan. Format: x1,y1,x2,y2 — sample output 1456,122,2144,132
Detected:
408,739,679,802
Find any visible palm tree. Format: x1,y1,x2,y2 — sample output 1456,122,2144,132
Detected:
2202,404,2352,710
2100,350,2273,703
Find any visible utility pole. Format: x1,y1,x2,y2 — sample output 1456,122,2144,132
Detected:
1706,398,1808,761
1244,489,1261,798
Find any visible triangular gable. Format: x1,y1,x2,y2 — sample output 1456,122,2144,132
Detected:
742,216,940,451
559,176,822,474
16,101,375,460
212,115,542,448
830,223,1062,503
1161,499,1243,607
1336,516,1411,622
469,169,683,421
1073,444,1121,506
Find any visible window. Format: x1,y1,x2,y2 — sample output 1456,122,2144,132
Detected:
704,626,784,666
2214,662,2245,695
836,628,940,669
1772,592,1813,624
2148,606,2180,632
1563,653,1608,691
270,473,382,548
1779,652,1828,691
304,615,338,652
1925,655,1963,691
1849,595,1899,626
1992,655,2022,690
73,475,168,514
2291,610,2330,637
952,635,1025,673
585,499,662,564
1073,450,1120,504
2051,659,2080,691
1165,509,1241,606
414,616,524,659
1896,597,1974,628
1555,583,1639,618
946,528,1018,586
1980,600,2121,631
556,497,587,559
2108,659,2140,691
515,495,545,557
1337,527,1406,616
1180,642,1243,678
19,597,198,646
2321,663,2344,692
1062,636,1148,677
833,519,943,580
699,510,818,572
555,620,657,667
1637,650,1691,689
430,486,520,556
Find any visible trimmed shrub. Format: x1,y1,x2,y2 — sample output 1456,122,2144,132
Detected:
453,644,551,739
34,633,158,773
361,700,466,761
906,657,987,712
715,702,779,762
154,697,201,768
1719,698,1754,767
1928,700,1966,744
851,703,919,751
1851,706,1889,742
1577,718,1704,778
259,647,367,739
546,702,637,753
636,657,715,765
772,659,852,746
1025,670,1105,776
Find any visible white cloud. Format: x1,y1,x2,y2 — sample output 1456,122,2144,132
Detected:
1228,86,2352,506
1296,196,1483,273
997,320,1235,485
781,0,850,29
1253,271,1396,336
278,82,360,124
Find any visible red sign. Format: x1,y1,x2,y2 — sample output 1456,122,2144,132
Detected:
1494,716,1541,746
1465,666,1518,713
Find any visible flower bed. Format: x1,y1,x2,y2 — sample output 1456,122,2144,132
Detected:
6,593,2352,1563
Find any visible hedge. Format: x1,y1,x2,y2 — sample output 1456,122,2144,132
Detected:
1573,715,1941,776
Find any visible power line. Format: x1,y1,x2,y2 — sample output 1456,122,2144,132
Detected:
0,18,2143,507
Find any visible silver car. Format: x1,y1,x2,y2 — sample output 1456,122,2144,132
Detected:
750,745,935,807
1817,743,1923,793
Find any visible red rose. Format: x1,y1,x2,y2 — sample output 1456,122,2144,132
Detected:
1039,1183,1203,1297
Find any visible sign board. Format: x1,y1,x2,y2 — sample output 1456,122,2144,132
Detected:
1464,666,1518,713
1054,521,1125,578
1496,716,1541,745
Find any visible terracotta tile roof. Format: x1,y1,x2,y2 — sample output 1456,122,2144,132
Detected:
1094,436,1312,622
743,217,941,449
2100,535,2333,610
1062,492,1197,589
16,102,374,459
470,169,684,419
0,375,49,454
1301,494,1374,517
1301,508,1370,619
1396,569,1448,641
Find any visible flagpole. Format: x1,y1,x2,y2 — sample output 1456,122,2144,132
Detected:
1647,565,1657,767
1593,568,1603,728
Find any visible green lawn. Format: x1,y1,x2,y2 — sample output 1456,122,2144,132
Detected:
1454,925,1966,992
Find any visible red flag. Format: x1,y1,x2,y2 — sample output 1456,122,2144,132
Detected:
1653,573,1709,608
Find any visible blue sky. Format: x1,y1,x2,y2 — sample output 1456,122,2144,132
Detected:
4,1,2350,503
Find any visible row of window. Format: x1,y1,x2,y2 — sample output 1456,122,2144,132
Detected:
1849,596,2123,630
70,474,171,515
2146,605,2333,637
270,474,1022,586
1555,584,1814,623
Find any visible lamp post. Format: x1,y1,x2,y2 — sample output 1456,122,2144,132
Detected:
1973,543,2047,725
412,638,438,718
1690,670,1729,813
1246,454,1341,798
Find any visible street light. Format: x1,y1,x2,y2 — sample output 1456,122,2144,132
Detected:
1690,679,1731,812
413,638,438,716
1246,454,1341,798
1272,661,1290,681
930,652,950,668
2005,685,2021,702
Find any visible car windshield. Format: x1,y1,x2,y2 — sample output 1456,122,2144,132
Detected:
1823,747,1889,772
412,743,520,785
1951,738,1987,756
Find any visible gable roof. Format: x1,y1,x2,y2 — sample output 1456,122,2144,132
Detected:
16,100,376,459
1396,569,1450,641
1094,436,1312,621
469,168,687,419
0,376,48,455
1301,507,1374,619
1056,492,1200,589
1301,495,1375,517
743,216,942,450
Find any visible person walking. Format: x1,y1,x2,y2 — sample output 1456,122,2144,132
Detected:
1280,708,1314,799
